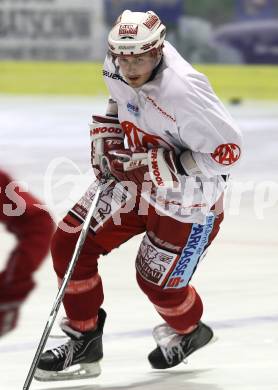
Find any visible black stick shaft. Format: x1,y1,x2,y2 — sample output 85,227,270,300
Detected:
23,182,104,390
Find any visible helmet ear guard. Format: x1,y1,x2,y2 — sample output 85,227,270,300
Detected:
108,10,166,56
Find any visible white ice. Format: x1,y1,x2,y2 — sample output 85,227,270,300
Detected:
0,96,277,390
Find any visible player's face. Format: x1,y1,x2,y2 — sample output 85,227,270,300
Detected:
118,52,158,87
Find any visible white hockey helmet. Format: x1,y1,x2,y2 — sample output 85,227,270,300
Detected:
108,10,166,56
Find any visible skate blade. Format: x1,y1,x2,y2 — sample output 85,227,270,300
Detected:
209,335,218,345
34,361,101,382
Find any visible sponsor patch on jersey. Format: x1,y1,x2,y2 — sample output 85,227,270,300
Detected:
136,234,179,286
164,213,215,289
127,102,139,116
211,143,241,165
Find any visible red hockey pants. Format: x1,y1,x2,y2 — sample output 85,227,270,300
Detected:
51,185,224,334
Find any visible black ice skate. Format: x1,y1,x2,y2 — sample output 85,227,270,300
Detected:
35,308,106,381
148,321,214,369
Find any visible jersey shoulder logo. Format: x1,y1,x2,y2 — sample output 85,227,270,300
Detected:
211,143,241,165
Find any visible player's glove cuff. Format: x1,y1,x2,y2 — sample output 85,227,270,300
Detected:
179,150,203,176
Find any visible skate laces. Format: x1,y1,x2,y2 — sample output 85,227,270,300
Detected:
52,319,85,369
52,338,84,369
153,324,187,365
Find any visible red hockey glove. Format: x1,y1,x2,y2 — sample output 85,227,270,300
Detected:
0,302,20,337
107,147,181,191
90,115,125,179
0,270,34,337
108,148,149,188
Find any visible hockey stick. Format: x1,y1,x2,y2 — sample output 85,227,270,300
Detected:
23,178,109,390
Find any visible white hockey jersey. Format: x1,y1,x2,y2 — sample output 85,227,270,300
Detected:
102,41,242,224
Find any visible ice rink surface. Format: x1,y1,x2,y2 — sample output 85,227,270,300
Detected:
0,96,277,390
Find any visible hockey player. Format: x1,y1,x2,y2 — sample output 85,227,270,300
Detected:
0,170,54,337
36,10,242,380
